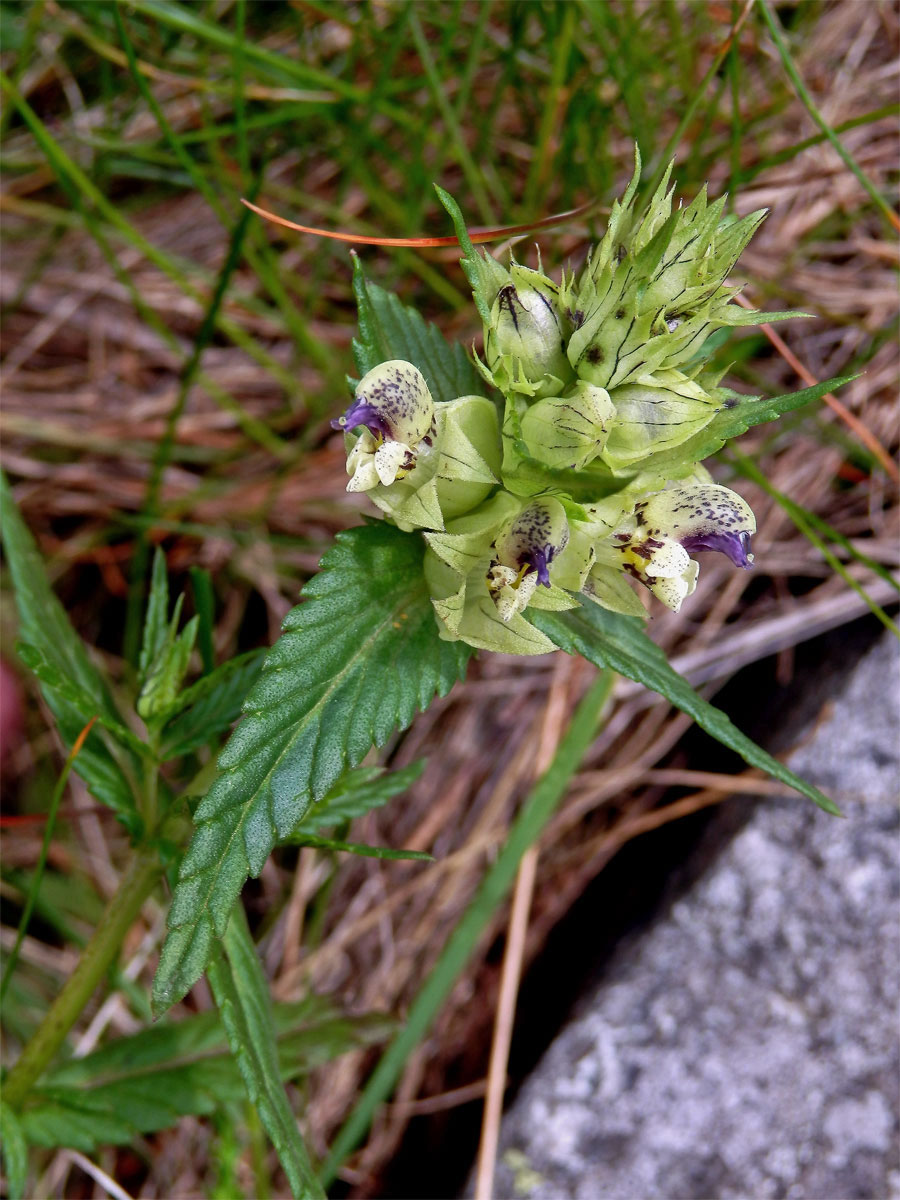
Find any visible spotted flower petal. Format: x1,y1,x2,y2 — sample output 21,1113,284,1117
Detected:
334,359,434,447
610,482,756,612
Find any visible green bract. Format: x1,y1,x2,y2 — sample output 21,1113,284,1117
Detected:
334,151,804,653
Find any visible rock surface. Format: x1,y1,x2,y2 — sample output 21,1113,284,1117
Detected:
492,633,900,1200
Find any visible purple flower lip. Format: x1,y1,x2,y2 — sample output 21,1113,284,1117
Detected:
520,546,552,587
681,529,753,569
330,401,393,438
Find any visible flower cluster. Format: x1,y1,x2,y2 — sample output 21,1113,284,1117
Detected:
334,156,770,655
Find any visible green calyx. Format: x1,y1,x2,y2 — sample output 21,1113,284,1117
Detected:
338,150,805,654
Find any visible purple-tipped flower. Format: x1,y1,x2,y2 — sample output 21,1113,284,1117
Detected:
611,483,756,612
334,360,435,492
486,497,571,621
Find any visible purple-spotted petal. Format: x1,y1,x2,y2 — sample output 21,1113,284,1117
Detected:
332,360,434,445
495,497,569,591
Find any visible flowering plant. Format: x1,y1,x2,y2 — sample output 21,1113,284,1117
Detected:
334,151,802,653
1,153,850,1200
148,156,842,1024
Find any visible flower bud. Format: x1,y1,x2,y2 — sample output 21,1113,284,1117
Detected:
519,382,615,471
601,369,722,472
483,263,574,399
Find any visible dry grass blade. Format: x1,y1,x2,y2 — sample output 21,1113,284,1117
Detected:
735,293,899,483
241,196,598,246
474,655,575,1200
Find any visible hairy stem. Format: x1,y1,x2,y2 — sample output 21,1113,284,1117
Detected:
3,850,164,1109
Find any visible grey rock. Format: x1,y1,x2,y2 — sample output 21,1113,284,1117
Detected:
493,634,900,1200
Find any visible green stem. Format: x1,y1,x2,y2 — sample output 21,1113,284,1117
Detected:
3,851,164,1110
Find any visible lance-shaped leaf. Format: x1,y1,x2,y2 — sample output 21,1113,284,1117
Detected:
434,184,510,324
153,524,470,1015
0,472,142,817
20,993,392,1154
533,599,840,815
207,906,324,1200
297,760,425,831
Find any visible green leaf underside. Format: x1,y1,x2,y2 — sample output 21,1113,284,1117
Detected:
153,524,470,1014
0,473,142,814
206,908,326,1198
298,760,426,830
21,993,391,1153
351,257,488,404
534,601,840,815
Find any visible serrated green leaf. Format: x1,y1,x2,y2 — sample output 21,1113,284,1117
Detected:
138,548,170,687
533,600,840,815
286,833,432,862
15,642,151,760
160,649,266,760
0,473,141,814
153,523,470,1014
298,760,425,831
207,906,324,1200
0,1101,28,1200
19,994,390,1154
351,256,487,403
633,375,857,480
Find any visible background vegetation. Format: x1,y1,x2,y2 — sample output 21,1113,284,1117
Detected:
2,1,897,1195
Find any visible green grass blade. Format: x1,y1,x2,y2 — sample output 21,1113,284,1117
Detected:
0,1103,28,1200
0,473,143,816
319,669,615,1185
731,452,900,638
407,8,495,225
284,834,432,862
0,718,96,1005
124,193,258,664
759,1,898,233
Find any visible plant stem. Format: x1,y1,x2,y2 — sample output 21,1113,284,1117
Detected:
3,850,164,1110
